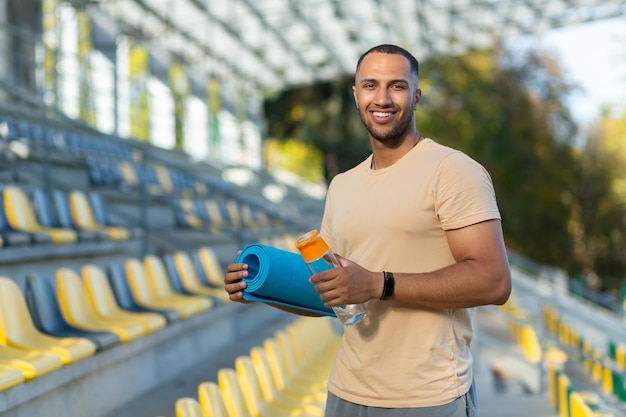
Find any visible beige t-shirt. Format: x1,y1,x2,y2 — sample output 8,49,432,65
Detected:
320,138,501,408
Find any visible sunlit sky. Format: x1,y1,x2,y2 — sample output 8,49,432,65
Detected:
537,17,626,126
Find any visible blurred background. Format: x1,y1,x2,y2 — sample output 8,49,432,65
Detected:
0,1,625,417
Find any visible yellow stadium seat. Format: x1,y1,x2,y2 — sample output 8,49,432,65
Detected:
235,355,323,417
124,258,210,319
218,368,254,417
264,331,329,392
263,338,328,403
171,251,230,303
196,247,227,288
143,255,213,312
81,264,167,333
175,397,204,417
249,346,325,410
0,277,96,365
118,160,140,188
274,329,335,386
224,200,241,232
198,381,230,417
2,186,77,243
0,344,63,380
56,268,146,342
68,190,131,240
202,199,231,232
0,365,24,391
153,164,175,194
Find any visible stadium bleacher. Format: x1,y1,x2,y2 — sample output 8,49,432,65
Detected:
0,110,321,417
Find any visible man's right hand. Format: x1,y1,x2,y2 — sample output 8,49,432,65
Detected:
224,260,253,303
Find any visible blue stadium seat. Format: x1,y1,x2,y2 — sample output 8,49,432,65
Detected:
0,116,19,141
107,263,181,323
88,191,143,239
24,273,120,351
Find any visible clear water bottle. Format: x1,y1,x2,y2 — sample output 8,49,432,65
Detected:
296,230,367,327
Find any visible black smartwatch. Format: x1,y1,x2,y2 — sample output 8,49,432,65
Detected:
380,271,395,300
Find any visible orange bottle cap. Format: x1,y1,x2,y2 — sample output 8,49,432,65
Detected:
295,230,329,263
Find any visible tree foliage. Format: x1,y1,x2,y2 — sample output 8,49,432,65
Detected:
263,78,368,181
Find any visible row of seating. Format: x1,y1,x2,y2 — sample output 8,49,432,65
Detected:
0,114,232,202
168,316,340,417
175,197,279,234
0,114,136,161
542,305,626,402
87,157,218,198
0,245,229,391
0,185,134,247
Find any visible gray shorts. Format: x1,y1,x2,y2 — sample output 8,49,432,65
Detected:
324,382,478,417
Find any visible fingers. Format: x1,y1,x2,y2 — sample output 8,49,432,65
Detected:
224,262,250,303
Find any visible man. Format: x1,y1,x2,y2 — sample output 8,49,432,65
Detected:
225,44,511,416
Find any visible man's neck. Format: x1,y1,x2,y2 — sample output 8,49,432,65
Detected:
371,131,422,170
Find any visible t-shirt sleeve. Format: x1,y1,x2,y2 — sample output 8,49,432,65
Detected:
432,152,501,231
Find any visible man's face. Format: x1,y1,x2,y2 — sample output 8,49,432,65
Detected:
353,52,421,144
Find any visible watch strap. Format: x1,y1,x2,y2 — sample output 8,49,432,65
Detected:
380,271,395,300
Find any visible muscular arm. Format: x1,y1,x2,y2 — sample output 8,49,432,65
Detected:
390,219,511,308
311,219,512,309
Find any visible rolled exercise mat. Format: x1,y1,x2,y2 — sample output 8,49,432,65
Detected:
236,243,335,317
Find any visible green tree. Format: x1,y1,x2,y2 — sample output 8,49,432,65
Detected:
263,77,368,183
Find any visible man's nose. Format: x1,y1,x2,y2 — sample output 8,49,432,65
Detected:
374,88,392,106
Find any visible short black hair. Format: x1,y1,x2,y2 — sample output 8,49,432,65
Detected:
356,44,419,82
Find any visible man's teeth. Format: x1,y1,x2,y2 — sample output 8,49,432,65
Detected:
373,112,392,117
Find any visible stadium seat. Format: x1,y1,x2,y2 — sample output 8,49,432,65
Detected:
198,381,230,417
81,264,167,333
24,274,120,351
0,197,31,246
53,189,110,240
235,355,323,417
272,330,334,390
224,200,242,232
142,255,214,311
124,258,210,319
2,186,77,243
165,251,229,303
67,190,131,240
55,268,146,343
107,263,181,323
193,246,227,288
262,338,327,398
249,346,325,410
153,164,175,194
217,368,254,417
175,397,204,417
0,278,96,365
175,198,207,230
0,365,24,392
88,192,143,238
31,188,103,242
201,199,231,232
0,344,63,380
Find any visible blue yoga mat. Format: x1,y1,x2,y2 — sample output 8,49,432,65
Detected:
236,243,335,317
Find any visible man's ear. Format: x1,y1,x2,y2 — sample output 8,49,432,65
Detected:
353,85,359,109
414,88,422,109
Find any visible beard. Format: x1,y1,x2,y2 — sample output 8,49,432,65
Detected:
359,107,414,146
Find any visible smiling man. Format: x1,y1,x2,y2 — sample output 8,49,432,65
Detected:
225,44,512,417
